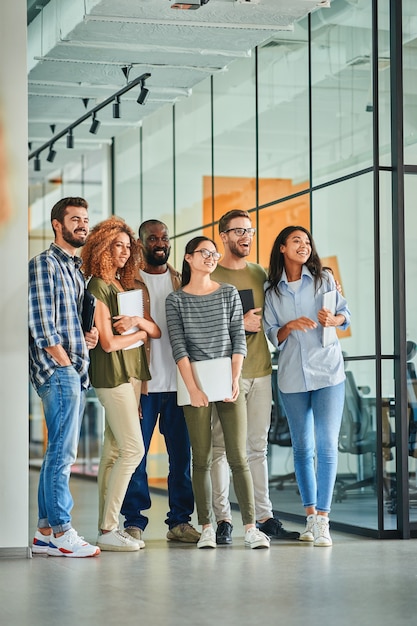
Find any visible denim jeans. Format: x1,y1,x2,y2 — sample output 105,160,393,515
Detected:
121,392,194,530
36,366,87,534
280,382,345,514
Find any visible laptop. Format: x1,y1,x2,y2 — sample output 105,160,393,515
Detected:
176,357,233,406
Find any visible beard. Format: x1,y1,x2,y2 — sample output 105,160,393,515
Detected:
145,248,170,266
61,224,87,249
228,239,250,258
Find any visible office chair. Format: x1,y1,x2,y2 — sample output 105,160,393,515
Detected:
406,341,417,459
268,352,297,490
335,369,394,502
386,341,417,513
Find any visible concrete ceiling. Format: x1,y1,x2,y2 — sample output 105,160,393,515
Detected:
27,0,331,182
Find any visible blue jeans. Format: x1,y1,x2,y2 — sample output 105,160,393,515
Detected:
121,392,194,530
280,382,345,513
36,366,87,534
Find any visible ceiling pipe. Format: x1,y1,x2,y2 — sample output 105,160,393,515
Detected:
28,72,151,162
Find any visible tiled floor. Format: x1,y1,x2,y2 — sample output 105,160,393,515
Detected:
1,472,417,626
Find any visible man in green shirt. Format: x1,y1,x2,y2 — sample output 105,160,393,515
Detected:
211,209,300,545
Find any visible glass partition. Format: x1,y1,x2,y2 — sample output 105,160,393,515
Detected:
310,1,373,186
312,173,375,361
212,57,257,259
405,173,417,522
142,106,174,230
174,79,212,267
114,127,141,227
258,29,309,209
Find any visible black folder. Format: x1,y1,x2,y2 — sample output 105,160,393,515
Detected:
81,289,96,332
238,289,256,335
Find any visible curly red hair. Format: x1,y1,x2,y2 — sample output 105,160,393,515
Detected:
81,216,143,289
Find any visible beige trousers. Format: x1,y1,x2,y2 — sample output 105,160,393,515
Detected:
96,378,144,531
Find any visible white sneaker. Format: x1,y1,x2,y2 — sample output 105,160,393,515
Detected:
313,516,332,547
124,526,146,549
96,529,140,552
299,514,316,542
32,529,52,555
47,528,100,558
197,526,216,549
244,527,270,549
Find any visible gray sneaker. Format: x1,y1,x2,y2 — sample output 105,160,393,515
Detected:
125,526,145,549
166,523,201,543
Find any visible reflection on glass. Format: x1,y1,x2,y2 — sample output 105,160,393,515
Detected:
114,127,141,228
176,79,212,238
313,172,374,357
258,31,309,206
403,0,417,164
257,194,310,270
142,106,174,228
333,360,378,530
212,57,256,218
310,1,373,185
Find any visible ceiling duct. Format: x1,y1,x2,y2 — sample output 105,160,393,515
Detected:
299,0,361,31
170,0,210,9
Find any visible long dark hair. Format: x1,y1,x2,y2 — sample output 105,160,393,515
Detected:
266,225,325,295
181,236,218,287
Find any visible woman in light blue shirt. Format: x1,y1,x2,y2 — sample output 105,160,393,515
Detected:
264,226,350,547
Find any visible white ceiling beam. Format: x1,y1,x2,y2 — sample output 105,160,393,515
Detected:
29,86,192,98
83,14,293,32
55,39,252,58
32,56,226,72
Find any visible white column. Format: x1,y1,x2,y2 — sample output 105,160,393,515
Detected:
0,0,30,557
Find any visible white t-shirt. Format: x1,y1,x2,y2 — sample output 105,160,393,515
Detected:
141,269,177,393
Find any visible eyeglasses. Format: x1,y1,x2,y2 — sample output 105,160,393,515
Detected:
223,227,256,237
191,248,222,261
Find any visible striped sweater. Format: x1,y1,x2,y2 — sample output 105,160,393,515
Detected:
165,282,247,363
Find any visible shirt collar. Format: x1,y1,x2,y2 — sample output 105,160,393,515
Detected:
279,265,313,287
51,242,83,269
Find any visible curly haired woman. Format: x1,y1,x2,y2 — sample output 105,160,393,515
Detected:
81,216,160,552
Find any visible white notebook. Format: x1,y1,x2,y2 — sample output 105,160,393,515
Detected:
117,289,144,350
176,357,233,406
322,290,337,348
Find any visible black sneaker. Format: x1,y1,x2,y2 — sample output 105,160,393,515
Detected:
257,517,300,540
216,521,233,545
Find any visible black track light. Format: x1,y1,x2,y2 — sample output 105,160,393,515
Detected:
137,80,149,105
46,145,57,163
89,113,101,134
113,97,121,119
67,129,74,149
34,154,41,171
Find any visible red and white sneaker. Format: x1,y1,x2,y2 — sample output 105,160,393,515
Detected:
32,529,52,554
47,528,100,558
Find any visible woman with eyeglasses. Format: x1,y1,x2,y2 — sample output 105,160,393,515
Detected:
165,236,270,549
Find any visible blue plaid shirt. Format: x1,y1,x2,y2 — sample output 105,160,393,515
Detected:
29,243,90,390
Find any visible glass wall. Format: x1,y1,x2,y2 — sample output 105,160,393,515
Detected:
28,147,109,476
28,0,417,537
